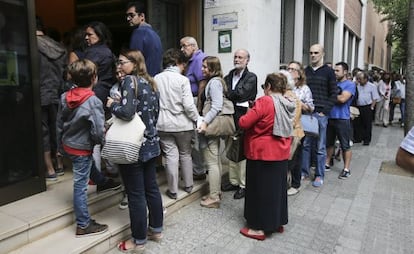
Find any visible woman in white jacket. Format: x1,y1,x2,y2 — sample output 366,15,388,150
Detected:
155,49,200,199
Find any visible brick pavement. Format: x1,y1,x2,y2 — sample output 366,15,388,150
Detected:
107,124,414,254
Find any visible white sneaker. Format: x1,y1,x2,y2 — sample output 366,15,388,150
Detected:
287,187,299,196
119,195,128,210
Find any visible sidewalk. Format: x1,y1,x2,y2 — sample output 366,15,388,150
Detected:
107,124,414,254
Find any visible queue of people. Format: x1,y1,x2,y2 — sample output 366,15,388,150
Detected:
38,1,406,252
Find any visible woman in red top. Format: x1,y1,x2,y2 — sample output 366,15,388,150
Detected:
239,73,291,240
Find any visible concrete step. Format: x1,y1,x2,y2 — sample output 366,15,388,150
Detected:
6,178,208,254
0,171,124,254
1,146,229,253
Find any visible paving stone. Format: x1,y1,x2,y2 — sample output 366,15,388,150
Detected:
106,124,414,254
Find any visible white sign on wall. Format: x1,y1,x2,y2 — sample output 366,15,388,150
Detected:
212,12,238,31
205,0,219,9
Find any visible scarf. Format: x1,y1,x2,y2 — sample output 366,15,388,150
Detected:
271,94,296,137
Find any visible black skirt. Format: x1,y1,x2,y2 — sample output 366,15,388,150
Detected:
244,159,288,232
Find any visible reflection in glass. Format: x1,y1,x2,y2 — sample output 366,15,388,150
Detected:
0,1,37,187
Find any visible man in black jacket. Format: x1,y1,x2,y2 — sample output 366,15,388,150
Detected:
36,16,67,180
222,49,257,199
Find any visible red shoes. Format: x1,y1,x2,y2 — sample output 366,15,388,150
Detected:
240,227,266,241
277,225,284,233
240,226,284,240
117,240,145,253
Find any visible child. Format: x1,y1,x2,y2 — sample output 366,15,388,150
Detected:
57,59,117,237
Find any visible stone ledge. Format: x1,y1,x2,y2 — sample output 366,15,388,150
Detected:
379,160,414,178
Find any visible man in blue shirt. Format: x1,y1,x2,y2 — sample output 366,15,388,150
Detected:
126,2,162,76
325,62,356,179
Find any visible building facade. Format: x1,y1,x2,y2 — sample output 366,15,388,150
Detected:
0,0,390,204
204,0,390,87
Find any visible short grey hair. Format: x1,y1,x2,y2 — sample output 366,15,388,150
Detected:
279,69,295,90
181,36,199,49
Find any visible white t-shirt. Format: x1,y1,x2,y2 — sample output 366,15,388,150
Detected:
400,126,414,154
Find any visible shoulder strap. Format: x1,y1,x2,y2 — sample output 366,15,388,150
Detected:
130,75,139,98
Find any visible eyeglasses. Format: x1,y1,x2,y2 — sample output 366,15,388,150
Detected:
261,84,265,89
287,67,299,72
117,60,131,66
126,12,137,19
180,44,192,49
310,51,320,55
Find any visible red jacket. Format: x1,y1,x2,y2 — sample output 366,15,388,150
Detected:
239,96,291,161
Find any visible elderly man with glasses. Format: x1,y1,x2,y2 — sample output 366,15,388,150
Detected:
179,36,208,181
222,49,257,199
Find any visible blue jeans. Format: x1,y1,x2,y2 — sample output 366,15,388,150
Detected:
301,113,328,179
400,99,405,123
69,154,106,228
119,158,163,245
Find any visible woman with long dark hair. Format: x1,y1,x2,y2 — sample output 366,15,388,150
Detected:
197,56,227,208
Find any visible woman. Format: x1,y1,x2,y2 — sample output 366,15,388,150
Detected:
155,48,200,199
197,56,226,208
70,21,115,109
375,72,392,127
287,61,314,193
239,73,295,240
107,49,163,253
69,22,115,174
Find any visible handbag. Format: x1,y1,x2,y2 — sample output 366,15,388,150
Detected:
392,97,401,104
202,78,236,137
226,131,245,162
101,113,146,164
289,136,301,160
101,75,146,164
300,114,319,137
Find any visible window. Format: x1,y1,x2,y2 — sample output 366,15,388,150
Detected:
303,0,320,65
324,12,335,64
280,0,295,64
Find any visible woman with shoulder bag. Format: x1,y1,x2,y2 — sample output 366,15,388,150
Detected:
106,49,163,253
197,56,232,208
238,73,295,240
287,61,314,193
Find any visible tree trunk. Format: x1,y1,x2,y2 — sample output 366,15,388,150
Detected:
405,0,414,135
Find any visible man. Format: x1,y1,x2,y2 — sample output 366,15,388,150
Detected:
302,44,337,187
325,62,355,179
126,1,162,76
396,126,414,173
180,36,207,102
353,71,380,145
36,16,67,180
222,49,257,199
180,36,207,180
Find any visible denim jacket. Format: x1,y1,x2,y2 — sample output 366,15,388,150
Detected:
110,75,160,162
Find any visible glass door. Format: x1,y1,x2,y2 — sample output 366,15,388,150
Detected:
0,0,45,206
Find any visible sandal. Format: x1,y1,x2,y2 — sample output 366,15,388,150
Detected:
117,240,145,253
55,168,65,176
147,230,163,242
